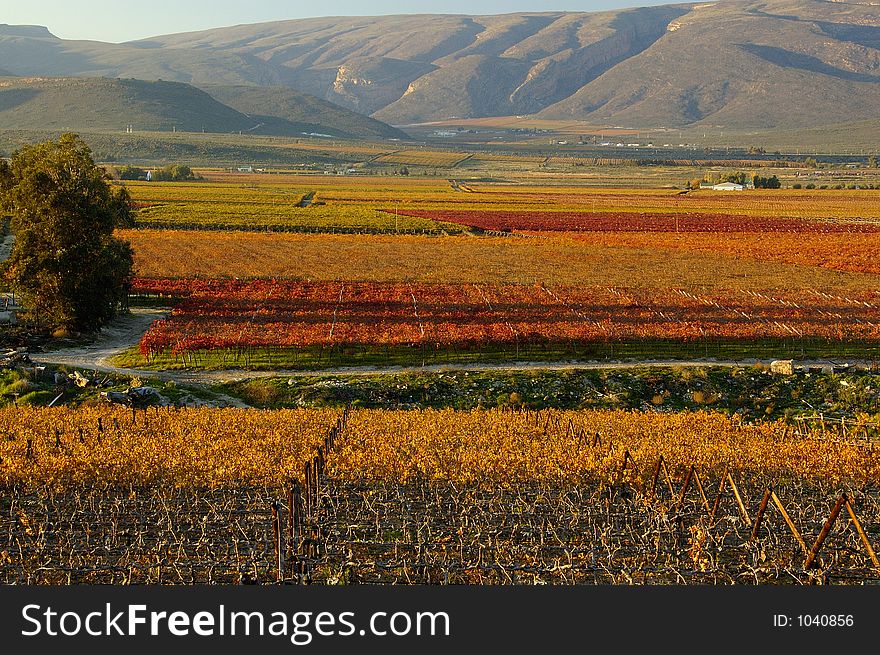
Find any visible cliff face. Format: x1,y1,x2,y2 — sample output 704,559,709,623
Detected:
322,58,437,115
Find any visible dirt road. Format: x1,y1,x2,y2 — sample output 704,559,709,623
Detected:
30,307,872,387
35,307,168,372
32,307,752,383
32,307,253,408
30,316,751,385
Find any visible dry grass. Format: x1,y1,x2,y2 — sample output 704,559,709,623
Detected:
374,150,470,166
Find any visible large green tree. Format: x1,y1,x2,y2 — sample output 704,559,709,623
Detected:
0,134,134,333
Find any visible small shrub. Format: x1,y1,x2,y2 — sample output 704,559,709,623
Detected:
2,379,33,395
239,380,283,406
116,166,147,181
152,164,198,182
17,391,54,406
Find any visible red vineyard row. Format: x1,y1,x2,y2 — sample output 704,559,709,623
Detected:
391,210,880,234
133,279,880,356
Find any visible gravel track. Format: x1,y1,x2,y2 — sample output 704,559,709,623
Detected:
30,308,874,389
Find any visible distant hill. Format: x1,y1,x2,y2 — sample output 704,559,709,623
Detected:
0,77,405,139
717,118,880,152
0,24,55,39
200,85,406,139
0,77,247,133
0,23,285,86
2,1,880,129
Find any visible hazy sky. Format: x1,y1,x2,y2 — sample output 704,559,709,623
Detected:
2,0,668,43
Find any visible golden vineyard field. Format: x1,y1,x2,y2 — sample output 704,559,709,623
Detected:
123,180,880,218
1,407,874,489
333,409,876,486
122,229,879,292
0,406,339,489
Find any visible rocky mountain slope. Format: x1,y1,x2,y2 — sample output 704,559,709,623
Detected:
2,1,880,128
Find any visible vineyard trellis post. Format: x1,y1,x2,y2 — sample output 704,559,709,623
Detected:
801,493,880,571
727,473,752,526
676,465,710,515
750,487,773,541
650,455,676,498
278,406,350,584
769,490,808,555
271,500,284,582
287,484,298,557
805,494,846,569
845,496,880,569
692,468,710,513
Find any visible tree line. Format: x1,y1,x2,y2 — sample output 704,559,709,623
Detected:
687,171,781,189
116,164,198,181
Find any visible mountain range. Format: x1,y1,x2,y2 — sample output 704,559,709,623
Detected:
1,0,880,131
0,76,405,139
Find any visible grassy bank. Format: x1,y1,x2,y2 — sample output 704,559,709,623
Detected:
218,366,880,425
112,338,880,372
